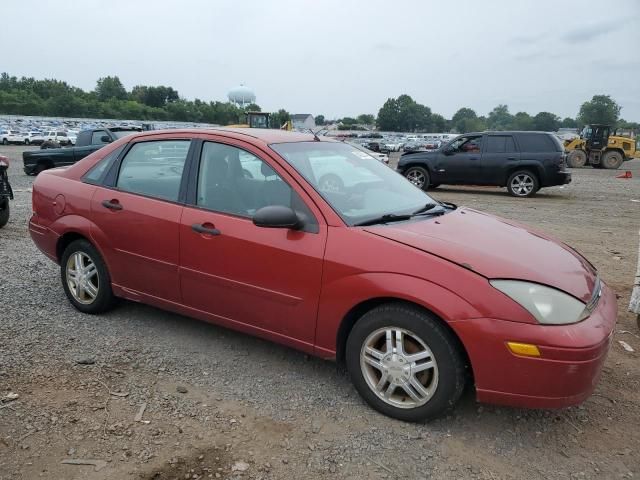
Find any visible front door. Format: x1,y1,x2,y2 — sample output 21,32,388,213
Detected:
179,140,327,345
90,139,192,302
433,135,483,184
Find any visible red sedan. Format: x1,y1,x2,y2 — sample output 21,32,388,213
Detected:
29,128,617,421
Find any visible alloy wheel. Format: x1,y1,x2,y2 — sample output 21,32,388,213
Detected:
360,327,438,409
406,169,426,188
510,174,534,196
66,252,99,304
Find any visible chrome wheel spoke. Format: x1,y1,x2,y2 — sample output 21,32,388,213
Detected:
411,359,435,373
360,327,439,409
65,251,99,305
84,281,98,299
364,346,385,360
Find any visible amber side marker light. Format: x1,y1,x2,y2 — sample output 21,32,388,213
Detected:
507,342,541,357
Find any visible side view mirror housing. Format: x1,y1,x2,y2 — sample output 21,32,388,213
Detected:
443,147,454,155
253,205,301,230
100,135,112,143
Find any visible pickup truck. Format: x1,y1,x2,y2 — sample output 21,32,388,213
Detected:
23,127,141,175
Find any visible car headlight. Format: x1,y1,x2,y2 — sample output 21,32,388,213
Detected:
490,280,588,325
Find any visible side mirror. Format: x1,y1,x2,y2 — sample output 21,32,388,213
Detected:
443,146,454,155
253,205,301,229
100,135,112,143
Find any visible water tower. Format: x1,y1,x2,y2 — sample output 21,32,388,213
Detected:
227,84,256,108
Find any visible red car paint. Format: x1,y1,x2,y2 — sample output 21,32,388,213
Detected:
29,128,617,410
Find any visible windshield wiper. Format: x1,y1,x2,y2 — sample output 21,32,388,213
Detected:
355,203,446,227
354,213,413,227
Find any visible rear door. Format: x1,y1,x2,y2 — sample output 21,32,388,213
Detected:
179,138,327,346
89,137,193,302
480,134,519,185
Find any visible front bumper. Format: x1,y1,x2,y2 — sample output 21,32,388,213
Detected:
451,282,617,409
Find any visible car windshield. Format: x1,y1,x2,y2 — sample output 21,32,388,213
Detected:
270,141,436,226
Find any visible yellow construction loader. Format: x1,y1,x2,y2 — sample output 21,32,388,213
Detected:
226,112,293,130
565,124,640,169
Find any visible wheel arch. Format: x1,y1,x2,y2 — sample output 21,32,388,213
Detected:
504,164,542,186
335,297,473,381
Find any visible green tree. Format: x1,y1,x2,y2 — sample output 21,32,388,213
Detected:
512,112,533,130
245,103,261,112
377,98,401,131
560,117,578,128
532,112,560,131
95,76,127,101
356,114,375,125
487,104,513,131
431,113,447,132
315,114,325,126
451,108,482,133
341,117,358,125
271,109,291,129
577,95,621,126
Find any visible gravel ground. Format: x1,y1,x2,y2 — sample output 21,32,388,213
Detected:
1,144,639,480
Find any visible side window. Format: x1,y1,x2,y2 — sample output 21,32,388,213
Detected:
517,133,552,152
83,145,125,184
116,140,190,202
196,142,318,231
57,131,66,137
450,135,482,153
485,136,517,154
76,131,91,145
91,130,109,145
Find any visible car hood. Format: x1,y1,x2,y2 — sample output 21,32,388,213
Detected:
364,208,597,302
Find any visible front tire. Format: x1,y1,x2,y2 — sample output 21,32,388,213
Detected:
507,170,538,197
60,239,116,314
0,199,9,228
404,166,430,190
601,150,623,169
346,303,466,422
24,139,30,145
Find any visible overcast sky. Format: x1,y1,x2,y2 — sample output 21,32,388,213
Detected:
2,0,639,120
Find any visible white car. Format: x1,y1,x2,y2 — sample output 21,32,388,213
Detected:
1,130,26,145
43,130,72,145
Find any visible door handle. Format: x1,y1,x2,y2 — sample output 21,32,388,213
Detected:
101,199,122,210
192,223,221,236
507,157,516,160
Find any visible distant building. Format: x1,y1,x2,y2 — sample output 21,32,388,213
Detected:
291,114,315,130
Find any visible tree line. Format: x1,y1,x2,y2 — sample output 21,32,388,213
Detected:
1,72,637,133
317,94,639,133
0,73,293,127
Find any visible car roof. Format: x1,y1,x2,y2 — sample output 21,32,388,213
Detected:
129,127,333,145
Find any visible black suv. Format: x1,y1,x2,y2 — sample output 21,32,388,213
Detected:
397,131,570,197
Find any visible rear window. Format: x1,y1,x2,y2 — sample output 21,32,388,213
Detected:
516,133,557,153
83,145,126,184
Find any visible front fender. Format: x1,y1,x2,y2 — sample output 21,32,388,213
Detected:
314,272,482,356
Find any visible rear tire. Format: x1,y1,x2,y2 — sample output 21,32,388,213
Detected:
507,170,539,197
0,199,9,228
60,239,116,314
567,150,587,168
1,139,7,145
601,150,623,170
346,303,466,422
404,166,430,190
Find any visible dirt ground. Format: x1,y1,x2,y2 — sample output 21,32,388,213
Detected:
1,144,639,480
